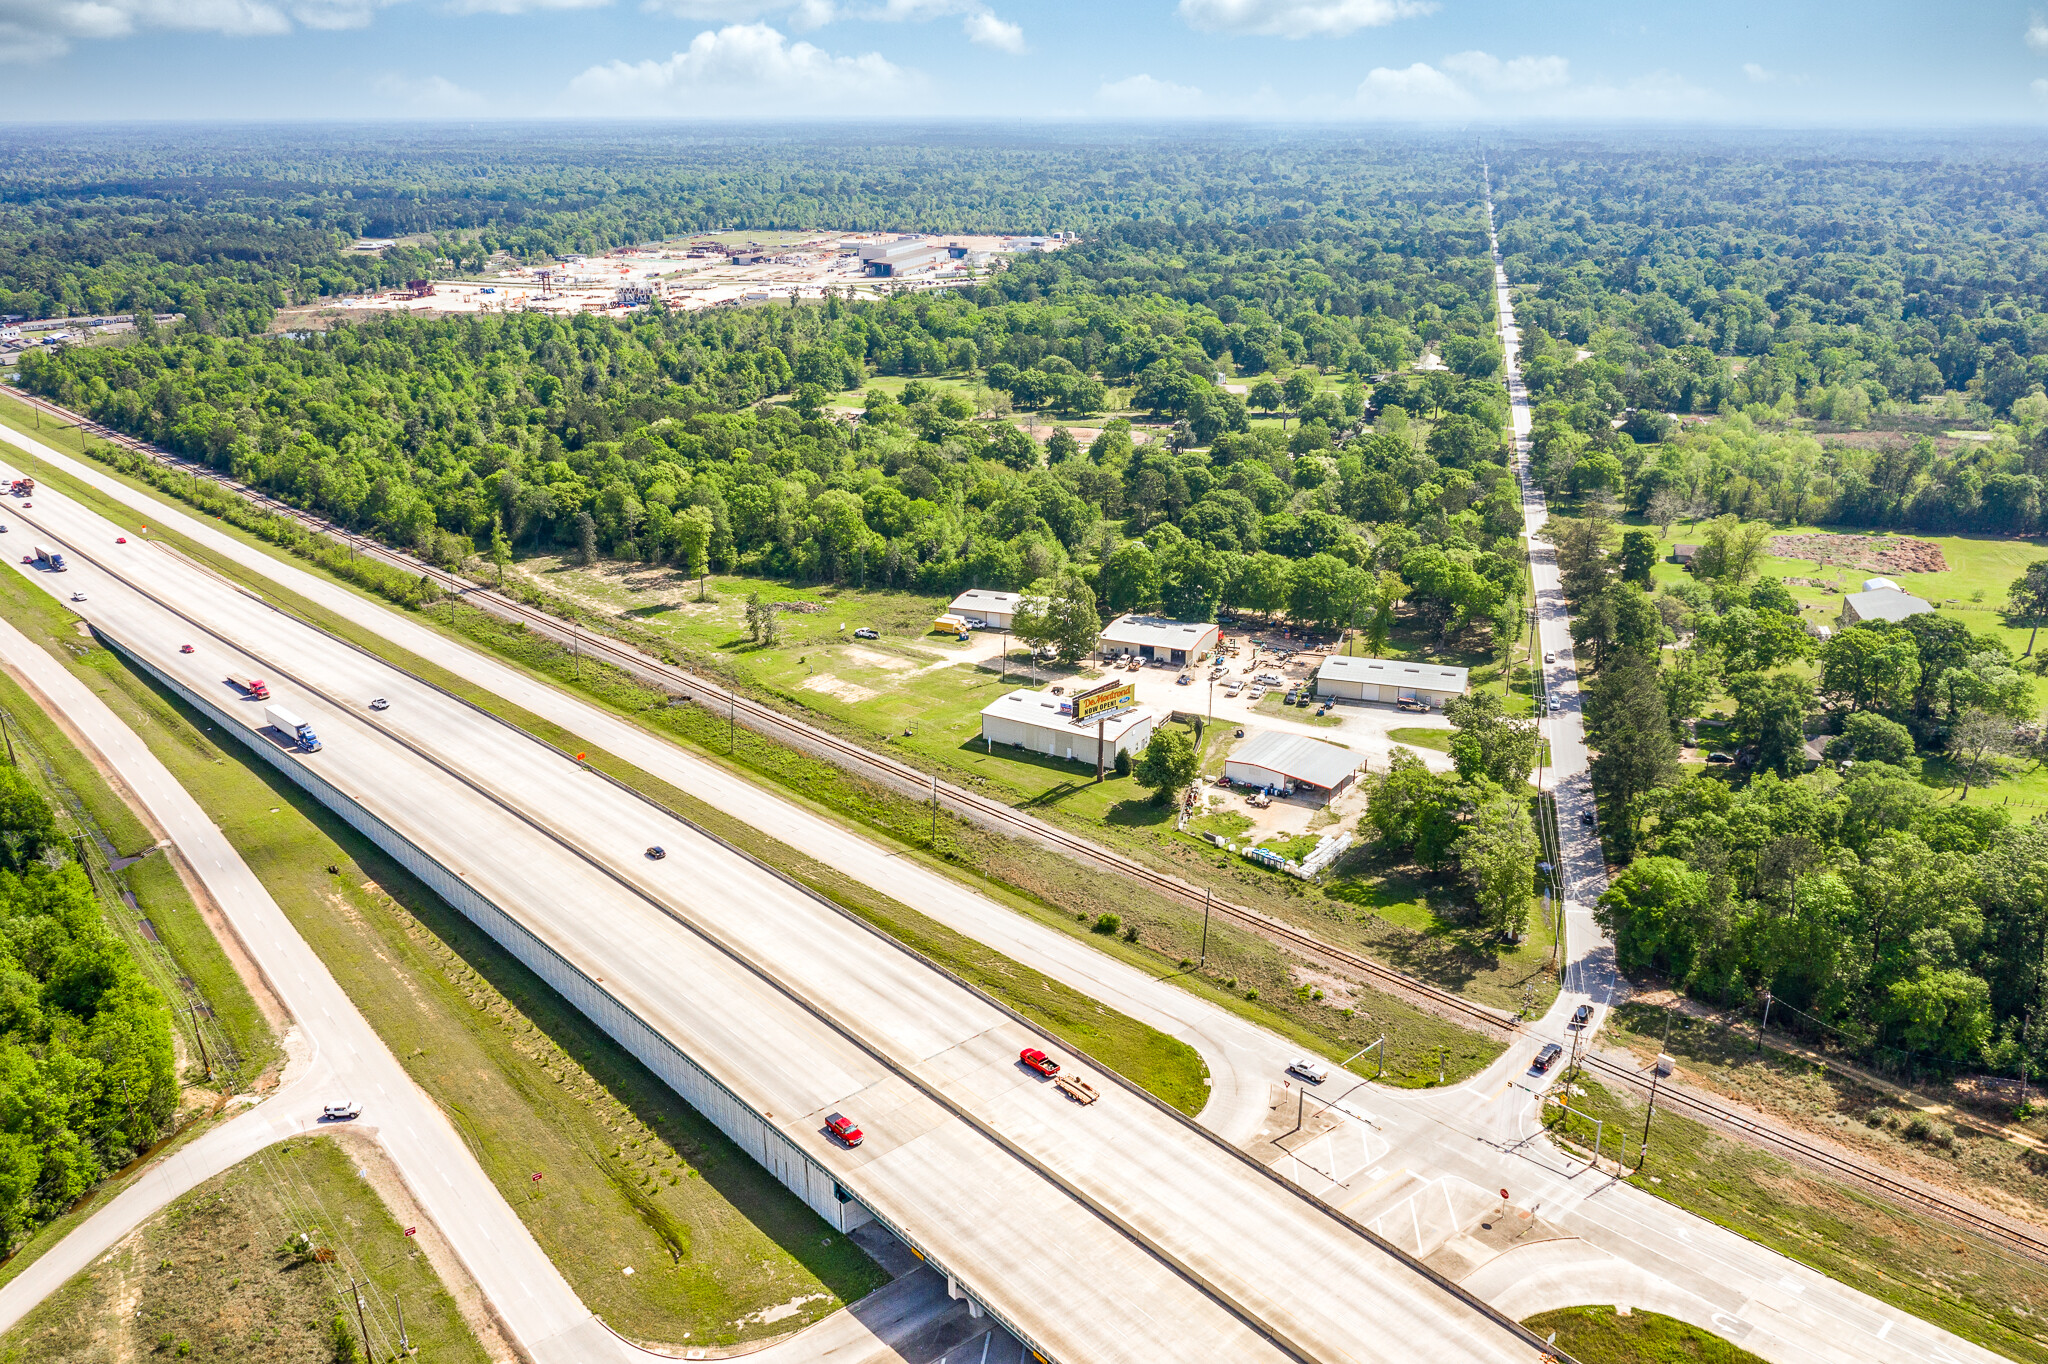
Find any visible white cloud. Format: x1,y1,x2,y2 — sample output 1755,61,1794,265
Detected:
2029,15,2048,52
1442,49,1567,92
449,0,610,13
0,0,303,60
1177,0,1433,39
1096,73,1205,115
564,22,918,113
961,9,1021,51
1353,61,1467,113
372,71,488,111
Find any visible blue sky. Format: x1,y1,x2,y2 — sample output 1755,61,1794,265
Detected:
4,0,2046,124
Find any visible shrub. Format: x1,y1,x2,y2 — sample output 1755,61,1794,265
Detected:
1091,913,1121,935
1114,748,1132,777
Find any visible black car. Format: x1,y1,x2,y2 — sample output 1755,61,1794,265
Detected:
646,845,666,860
1571,1004,1594,1028
1532,1043,1564,1073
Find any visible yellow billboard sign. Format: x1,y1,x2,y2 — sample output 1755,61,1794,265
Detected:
1074,681,1137,722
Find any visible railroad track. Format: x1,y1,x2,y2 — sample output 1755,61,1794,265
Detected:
1578,1051,2048,1266
21,386,2048,1281
8,388,1520,1039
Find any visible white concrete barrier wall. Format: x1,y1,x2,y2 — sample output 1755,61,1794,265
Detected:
111,638,874,1239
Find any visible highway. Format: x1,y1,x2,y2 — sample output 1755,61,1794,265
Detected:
0,327,2020,1362
0,462,1548,1362
0,609,621,1363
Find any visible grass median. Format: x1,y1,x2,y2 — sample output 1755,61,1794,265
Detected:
1521,1306,1767,1364
0,1134,487,1364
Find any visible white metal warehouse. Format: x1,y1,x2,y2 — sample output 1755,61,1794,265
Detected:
1315,655,1469,707
979,687,1157,766
1225,730,1362,795
948,589,1023,628
1098,614,1220,666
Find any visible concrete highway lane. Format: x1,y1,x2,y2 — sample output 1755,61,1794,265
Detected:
1,474,1547,1362
0,416,1302,1147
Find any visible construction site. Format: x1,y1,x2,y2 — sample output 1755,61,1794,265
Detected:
326,231,1070,320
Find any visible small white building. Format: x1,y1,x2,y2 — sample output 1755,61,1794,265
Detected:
948,589,1023,629
979,688,1156,767
1098,615,1220,667
1225,730,1362,796
1315,655,1469,707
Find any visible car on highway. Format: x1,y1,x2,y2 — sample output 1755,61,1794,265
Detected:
319,1101,362,1122
1287,1057,1330,1084
1543,652,1555,664
115,536,126,544
69,591,86,602
1571,1004,1595,1028
1531,1043,1564,1073
853,628,879,639
1019,1047,1061,1077
825,1112,864,1147
179,644,195,654
646,845,666,860
368,697,390,711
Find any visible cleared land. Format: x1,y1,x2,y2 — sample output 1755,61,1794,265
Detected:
0,1134,486,1364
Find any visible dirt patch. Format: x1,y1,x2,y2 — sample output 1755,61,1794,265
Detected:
839,646,915,673
798,674,878,703
1769,533,1949,575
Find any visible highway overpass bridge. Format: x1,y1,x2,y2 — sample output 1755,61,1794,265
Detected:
0,476,1553,1364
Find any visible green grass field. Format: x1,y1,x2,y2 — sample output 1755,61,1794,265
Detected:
0,1135,486,1364
1521,1306,1767,1364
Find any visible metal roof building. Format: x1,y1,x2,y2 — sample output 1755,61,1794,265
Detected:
1315,655,1469,707
1225,730,1363,795
948,589,1023,628
1840,588,1932,626
979,687,1157,767
1098,615,1220,666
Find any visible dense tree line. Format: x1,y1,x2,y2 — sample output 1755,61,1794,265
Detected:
1494,134,2048,536
24,213,1525,646
0,125,1494,329
0,768,177,1251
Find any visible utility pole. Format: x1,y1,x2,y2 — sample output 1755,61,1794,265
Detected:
1639,1067,1662,1171
930,772,938,847
191,1005,212,1079
1095,716,1106,783
397,1294,409,1352
729,688,736,753
1757,985,1773,1053
350,1276,372,1362
1198,888,1212,969
1,714,14,767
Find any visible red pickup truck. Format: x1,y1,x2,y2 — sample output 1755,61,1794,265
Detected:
825,1112,864,1147
1019,1048,1060,1077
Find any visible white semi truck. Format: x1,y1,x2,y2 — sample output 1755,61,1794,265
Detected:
264,704,322,752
